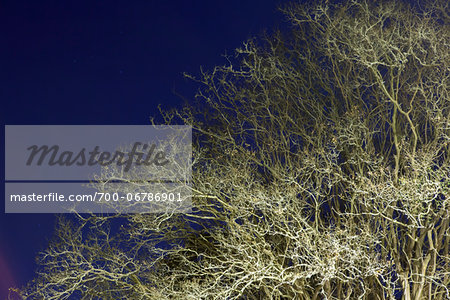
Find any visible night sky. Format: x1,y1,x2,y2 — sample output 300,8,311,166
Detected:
1,0,285,297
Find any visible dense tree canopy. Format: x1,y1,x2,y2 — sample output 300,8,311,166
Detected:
22,0,448,299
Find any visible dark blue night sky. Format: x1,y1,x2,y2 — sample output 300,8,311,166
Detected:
1,0,285,297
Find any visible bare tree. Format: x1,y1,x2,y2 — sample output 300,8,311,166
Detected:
23,0,448,299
